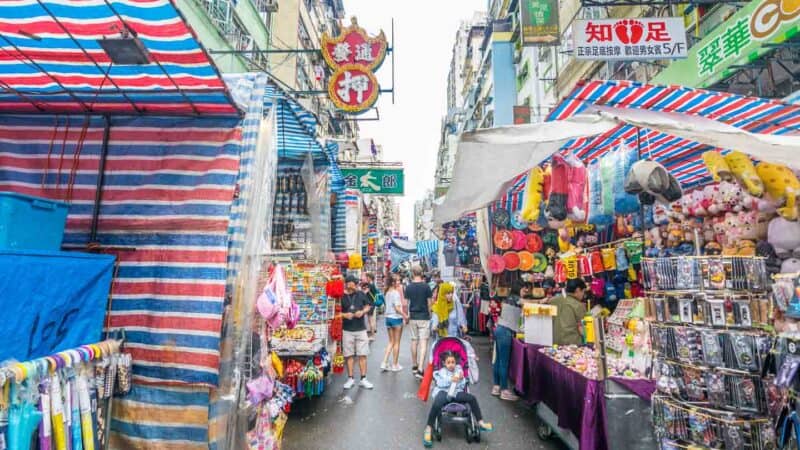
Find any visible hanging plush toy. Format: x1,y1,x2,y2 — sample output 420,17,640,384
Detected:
724,151,764,197
756,161,800,220
702,151,733,183
521,167,545,222
613,142,640,215
565,154,588,223
546,155,569,221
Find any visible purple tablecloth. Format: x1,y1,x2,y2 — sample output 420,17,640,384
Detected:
609,377,656,403
530,352,608,450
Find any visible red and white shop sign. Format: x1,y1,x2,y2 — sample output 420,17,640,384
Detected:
573,18,688,61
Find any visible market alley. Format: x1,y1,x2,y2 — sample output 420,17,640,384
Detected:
283,325,564,450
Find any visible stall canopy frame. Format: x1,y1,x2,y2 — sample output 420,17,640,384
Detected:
548,79,800,188
0,0,241,117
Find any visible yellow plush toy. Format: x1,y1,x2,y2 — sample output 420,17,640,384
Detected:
724,151,764,197
756,161,800,220
702,151,733,182
521,166,545,222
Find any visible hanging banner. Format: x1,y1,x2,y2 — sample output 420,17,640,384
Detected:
573,17,688,61
653,0,800,88
0,250,115,361
341,167,405,195
521,0,560,45
321,17,388,114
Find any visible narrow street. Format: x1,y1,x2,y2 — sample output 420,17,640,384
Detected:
283,321,565,450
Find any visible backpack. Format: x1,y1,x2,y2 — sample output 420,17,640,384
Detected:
373,292,385,308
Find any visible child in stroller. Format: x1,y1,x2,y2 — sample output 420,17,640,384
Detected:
423,338,492,447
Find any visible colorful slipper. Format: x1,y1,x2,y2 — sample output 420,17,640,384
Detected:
423,429,433,447
479,422,494,432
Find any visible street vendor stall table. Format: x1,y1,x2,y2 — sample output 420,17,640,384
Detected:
509,339,657,450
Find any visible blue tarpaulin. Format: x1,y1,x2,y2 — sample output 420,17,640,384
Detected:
0,249,114,362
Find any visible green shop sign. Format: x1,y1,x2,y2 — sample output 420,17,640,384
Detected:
653,0,799,88
341,167,405,195
521,0,560,45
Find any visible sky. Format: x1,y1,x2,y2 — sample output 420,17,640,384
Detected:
343,0,487,236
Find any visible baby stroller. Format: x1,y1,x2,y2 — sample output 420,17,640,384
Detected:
428,336,482,444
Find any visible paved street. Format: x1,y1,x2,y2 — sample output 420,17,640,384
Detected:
283,320,565,450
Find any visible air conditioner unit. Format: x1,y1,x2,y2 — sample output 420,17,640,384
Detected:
264,0,278,12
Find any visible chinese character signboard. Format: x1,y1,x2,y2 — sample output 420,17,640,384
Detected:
573,18,687,60
513,106,531,124
341,168,404,195
321,18,388,114
521,0,560,45
654,0,799,88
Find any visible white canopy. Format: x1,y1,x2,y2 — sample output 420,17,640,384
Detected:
434,106,800,226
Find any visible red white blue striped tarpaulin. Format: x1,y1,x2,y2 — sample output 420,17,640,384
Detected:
0,0,240,116
547,80,800,188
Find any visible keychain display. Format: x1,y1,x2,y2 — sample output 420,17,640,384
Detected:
642,256,768,292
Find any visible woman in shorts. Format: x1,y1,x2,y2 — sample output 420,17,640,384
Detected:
381,274,407,371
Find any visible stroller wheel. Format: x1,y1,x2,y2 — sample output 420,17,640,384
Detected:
434,418,442,442
465,425,473,443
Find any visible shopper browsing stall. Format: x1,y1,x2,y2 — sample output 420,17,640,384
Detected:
341,275,374,390
491,295,520,401
550,279,587,346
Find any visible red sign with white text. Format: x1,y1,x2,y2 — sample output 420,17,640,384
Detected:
321,18,387,114
573,18,688,60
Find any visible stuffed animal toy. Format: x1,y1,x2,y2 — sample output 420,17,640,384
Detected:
768,216,800,258
737,211,769,241
546,154,569,221
757,162,800,220
781,258,800,274
624,160,682,205
565,154,588,222
704,184,723,216
521,167,545,222
719,181,747,213
724,151,764,197
702,151,733,183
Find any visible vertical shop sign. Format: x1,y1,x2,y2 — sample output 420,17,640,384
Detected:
521,0,560,45
321,17,388,114
573,18,688,60
514,106,531,124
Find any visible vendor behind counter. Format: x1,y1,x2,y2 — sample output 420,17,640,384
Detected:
549,279,588,346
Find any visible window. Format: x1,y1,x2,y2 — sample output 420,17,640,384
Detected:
298,20,312,50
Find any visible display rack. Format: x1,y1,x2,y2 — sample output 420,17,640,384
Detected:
646,255,777,449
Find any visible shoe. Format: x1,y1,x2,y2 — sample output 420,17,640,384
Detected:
343,378,355,389
414,370,423,380
411,366,418,373
380,362,389,372
369,336,376,342
479,421,494,432
423,428,433,447
391,364,403,372
491,386,501,396
500,390,519,401
359,378,374,389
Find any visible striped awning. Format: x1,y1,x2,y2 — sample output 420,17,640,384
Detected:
0,0,240,116
548,80,800,188
416,239,439,257
264,84,328,164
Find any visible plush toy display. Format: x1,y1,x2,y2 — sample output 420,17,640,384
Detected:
623,160,682,205
756,161,800,220
702,151,733,183
565,154,588,222
521,167,545,222
724,151,764,197
768,216,800,258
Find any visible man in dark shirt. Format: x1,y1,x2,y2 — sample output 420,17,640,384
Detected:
341,275,374,390
405,265,433,378
362,272,379,340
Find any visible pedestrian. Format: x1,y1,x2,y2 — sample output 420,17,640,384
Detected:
381,274,407,372
549,278,588,346
362,272,379,341
491,292,520,401
406,265,433,378
341,275,374,390
423,351,492,447
430,282,467,338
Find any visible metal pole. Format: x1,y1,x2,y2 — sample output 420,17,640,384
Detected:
90,115,111,243
636,127,646,235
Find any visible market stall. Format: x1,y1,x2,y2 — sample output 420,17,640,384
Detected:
435,79,800,450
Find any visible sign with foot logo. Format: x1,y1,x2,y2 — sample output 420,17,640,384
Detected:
573,17,688,61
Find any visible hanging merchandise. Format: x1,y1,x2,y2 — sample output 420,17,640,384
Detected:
587,159,613,228
546,155,569,222
613,142,640,215
521,167,545,222
564,154,588,223
348,253,363,270
1,340,129,450
725,151,765,197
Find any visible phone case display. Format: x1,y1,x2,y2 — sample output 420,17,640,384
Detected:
648,256,775,449
269,263,337,356
0,340,131,450
605,298,652,378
